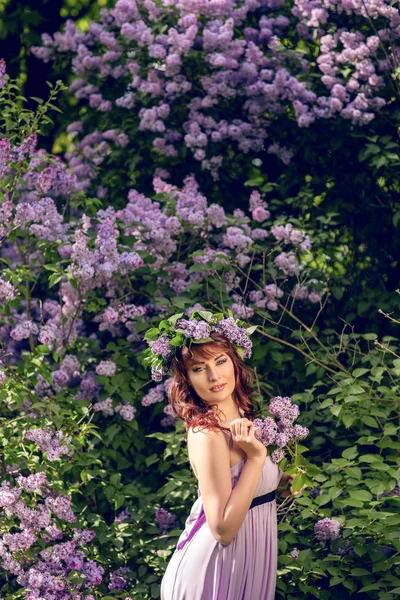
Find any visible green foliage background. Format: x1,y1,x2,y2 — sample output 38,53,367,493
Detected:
0,1,399,598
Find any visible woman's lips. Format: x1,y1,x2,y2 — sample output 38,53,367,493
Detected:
210,383,226,392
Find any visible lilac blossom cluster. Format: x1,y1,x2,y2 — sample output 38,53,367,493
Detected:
25,428,73,462
176,318,212,340
314,517,342,542
0,476,103,597
161,403,176,428
141,382,166,406
95,359,117,377
253,396,309,463
155,507,179,533
214,317,253,359
92,397,137,421
0,132,78,200
31,0,398,188
0,277,17,301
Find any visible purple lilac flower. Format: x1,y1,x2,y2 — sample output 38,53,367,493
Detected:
0,370,6,386
269,396,300,424
38,323,58,345
151,365,167,381
108,566,130,591
271,449,286,463
93,397,114,416
0,138,11,176
45,494,76,522
290,548,299,559
155,507,179,533
292,424,309,440
10,320,39,341
334,541,355,557
314,518,341,542
3,529,36,552
214,317,252,358
73,529,96,544
0,481,22,507
95,360,117,376
114,403,137,421
114,508,131,522
176,319,211,340
141,383,165,406
161,415,176,428
149,335,174,359
51,368,70,390
0,277,16,300
252,206,270,222
16,472,47,492
253,417,278,446
25,428,72,462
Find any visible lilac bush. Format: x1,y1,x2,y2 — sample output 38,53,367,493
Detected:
31,0,400,194
0,475,103,599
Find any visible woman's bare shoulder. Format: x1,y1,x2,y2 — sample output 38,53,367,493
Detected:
187,426,229,457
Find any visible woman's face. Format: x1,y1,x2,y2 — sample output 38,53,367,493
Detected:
186,349,236,406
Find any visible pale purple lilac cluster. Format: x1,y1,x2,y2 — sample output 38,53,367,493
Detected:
114,508,131,523
95,359,117,377
141,382,166,406
108,566,130,591
25,428,73,462
0,476,103,597
0,277,16,301
92,397,137,421
214,317,253,359
155,507,179,533
161,403,176,428
176,319,212,340
314,517,342,542
253,396,309,463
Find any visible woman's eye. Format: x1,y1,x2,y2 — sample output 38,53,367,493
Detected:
192,359,226,373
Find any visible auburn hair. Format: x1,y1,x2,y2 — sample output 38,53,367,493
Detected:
167,332,257,443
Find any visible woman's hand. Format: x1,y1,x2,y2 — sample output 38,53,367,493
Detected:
230,418,266,461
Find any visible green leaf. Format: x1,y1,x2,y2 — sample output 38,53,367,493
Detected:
362,415,379,429
291,472,307,493
352,368,369,378
191,337,214,344
347,384,365,394
349,489,373,502
342,447,358,460
246,325,258,334
168,313,184,326
169,335,184,347
144,328,160,341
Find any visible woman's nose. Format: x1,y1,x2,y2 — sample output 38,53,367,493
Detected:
208,368,218,381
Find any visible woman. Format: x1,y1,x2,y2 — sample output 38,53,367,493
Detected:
157,327,291,600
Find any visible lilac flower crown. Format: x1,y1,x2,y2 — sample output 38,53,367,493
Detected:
143,309,257,381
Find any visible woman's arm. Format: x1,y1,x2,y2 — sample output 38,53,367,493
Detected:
188,426,265,546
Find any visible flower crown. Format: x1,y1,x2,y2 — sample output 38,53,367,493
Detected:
143,309,257,381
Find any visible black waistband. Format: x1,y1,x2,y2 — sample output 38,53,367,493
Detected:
249,490,276,509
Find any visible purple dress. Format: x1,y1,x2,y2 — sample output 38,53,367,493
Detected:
160,455,283,600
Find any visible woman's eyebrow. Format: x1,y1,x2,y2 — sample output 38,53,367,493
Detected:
191,354,225,366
